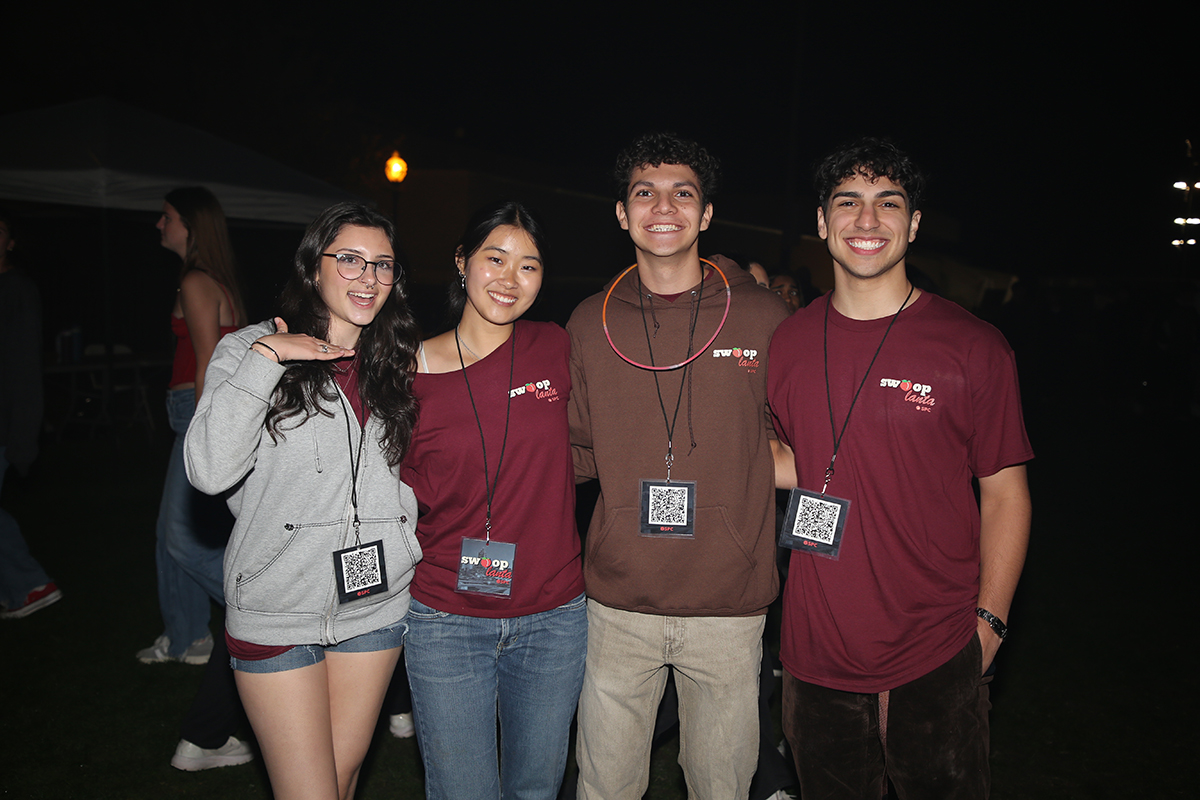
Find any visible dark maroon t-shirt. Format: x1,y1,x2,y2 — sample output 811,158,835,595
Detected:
768,291,1034,692
400,321,584,618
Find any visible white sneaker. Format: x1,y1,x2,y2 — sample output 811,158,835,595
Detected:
389,712,415,738
180,634,214,665
170,736,254,771
136,635,173,663
136,634,213,665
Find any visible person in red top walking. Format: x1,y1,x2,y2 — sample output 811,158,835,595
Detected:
138,187,247,667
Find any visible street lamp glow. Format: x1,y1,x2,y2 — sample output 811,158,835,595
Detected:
1175,218,1187,225
1175,181,1189,190
386,151,408,184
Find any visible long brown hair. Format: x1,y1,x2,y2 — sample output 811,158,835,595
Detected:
265,203,420,468
165,187,247,325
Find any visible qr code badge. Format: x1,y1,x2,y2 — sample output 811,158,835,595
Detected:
649,485,689,526
333,540,389,603
778,488,850,560
639,479,697,538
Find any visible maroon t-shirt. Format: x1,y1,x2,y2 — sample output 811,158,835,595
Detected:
400,321,584,617
768,291,1034,692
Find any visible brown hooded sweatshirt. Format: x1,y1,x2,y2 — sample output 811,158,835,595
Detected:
568,263,789,616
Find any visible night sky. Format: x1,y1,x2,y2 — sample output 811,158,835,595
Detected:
6,6,1196,278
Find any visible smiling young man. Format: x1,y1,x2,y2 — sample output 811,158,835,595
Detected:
567,133,789,799
767,138,1034,798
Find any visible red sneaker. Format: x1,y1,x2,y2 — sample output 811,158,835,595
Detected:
1,582,63,619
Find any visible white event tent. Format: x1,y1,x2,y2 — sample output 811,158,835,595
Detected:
0,97,357,222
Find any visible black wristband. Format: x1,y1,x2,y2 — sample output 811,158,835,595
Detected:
976,607,1007,640
251,341,281,363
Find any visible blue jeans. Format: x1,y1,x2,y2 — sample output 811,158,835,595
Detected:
404,593,588,800
0,446,52,608
154,388,230,657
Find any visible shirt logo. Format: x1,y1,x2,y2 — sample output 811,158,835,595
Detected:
509,378,560,402
711,346,761,373
879,377,936,412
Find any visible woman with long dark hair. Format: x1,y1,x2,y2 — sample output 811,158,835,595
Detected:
139,186,246,666
400,200,585,799
184,203,422,800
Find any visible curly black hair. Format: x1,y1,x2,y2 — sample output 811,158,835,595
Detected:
265,203,421,468
613,132,720,208
814,137,925,214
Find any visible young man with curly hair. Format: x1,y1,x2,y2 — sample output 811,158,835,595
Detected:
568,133,790,798
768,138,1033,799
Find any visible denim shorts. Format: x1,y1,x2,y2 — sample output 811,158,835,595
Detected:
230,621,406,674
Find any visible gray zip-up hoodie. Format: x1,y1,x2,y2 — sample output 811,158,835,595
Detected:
184,321,421,647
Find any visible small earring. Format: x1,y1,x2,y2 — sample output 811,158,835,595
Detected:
460,272,465,288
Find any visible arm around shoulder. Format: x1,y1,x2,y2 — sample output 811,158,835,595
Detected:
770,439,797,490
566,318,597,482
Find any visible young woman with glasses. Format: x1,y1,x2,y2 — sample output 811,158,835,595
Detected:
184,203,422,800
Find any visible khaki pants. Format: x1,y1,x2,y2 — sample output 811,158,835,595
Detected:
576,599,764,800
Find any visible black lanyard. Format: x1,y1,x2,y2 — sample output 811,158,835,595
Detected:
637,275,702,480
336,390,369,545
456,326,516,544
820,284,914,495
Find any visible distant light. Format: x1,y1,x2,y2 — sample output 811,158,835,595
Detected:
1190,219,1200,225
1190,239,1198,245
1175,181,1189,190
1195,182,1200,189
1173,239,1185,246
386,151,408,184
1175,218,1187,225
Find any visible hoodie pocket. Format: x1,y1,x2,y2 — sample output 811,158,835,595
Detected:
233,520,343,613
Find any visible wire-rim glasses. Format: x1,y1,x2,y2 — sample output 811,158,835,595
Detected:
322,253,401,285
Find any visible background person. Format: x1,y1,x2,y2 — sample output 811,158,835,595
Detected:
0,209,61,620
400,200,586,800
769,272,803,313
138,186,245,665
185,203,422,800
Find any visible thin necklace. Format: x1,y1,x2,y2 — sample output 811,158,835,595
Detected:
455,325,483,361
331,350,359,376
